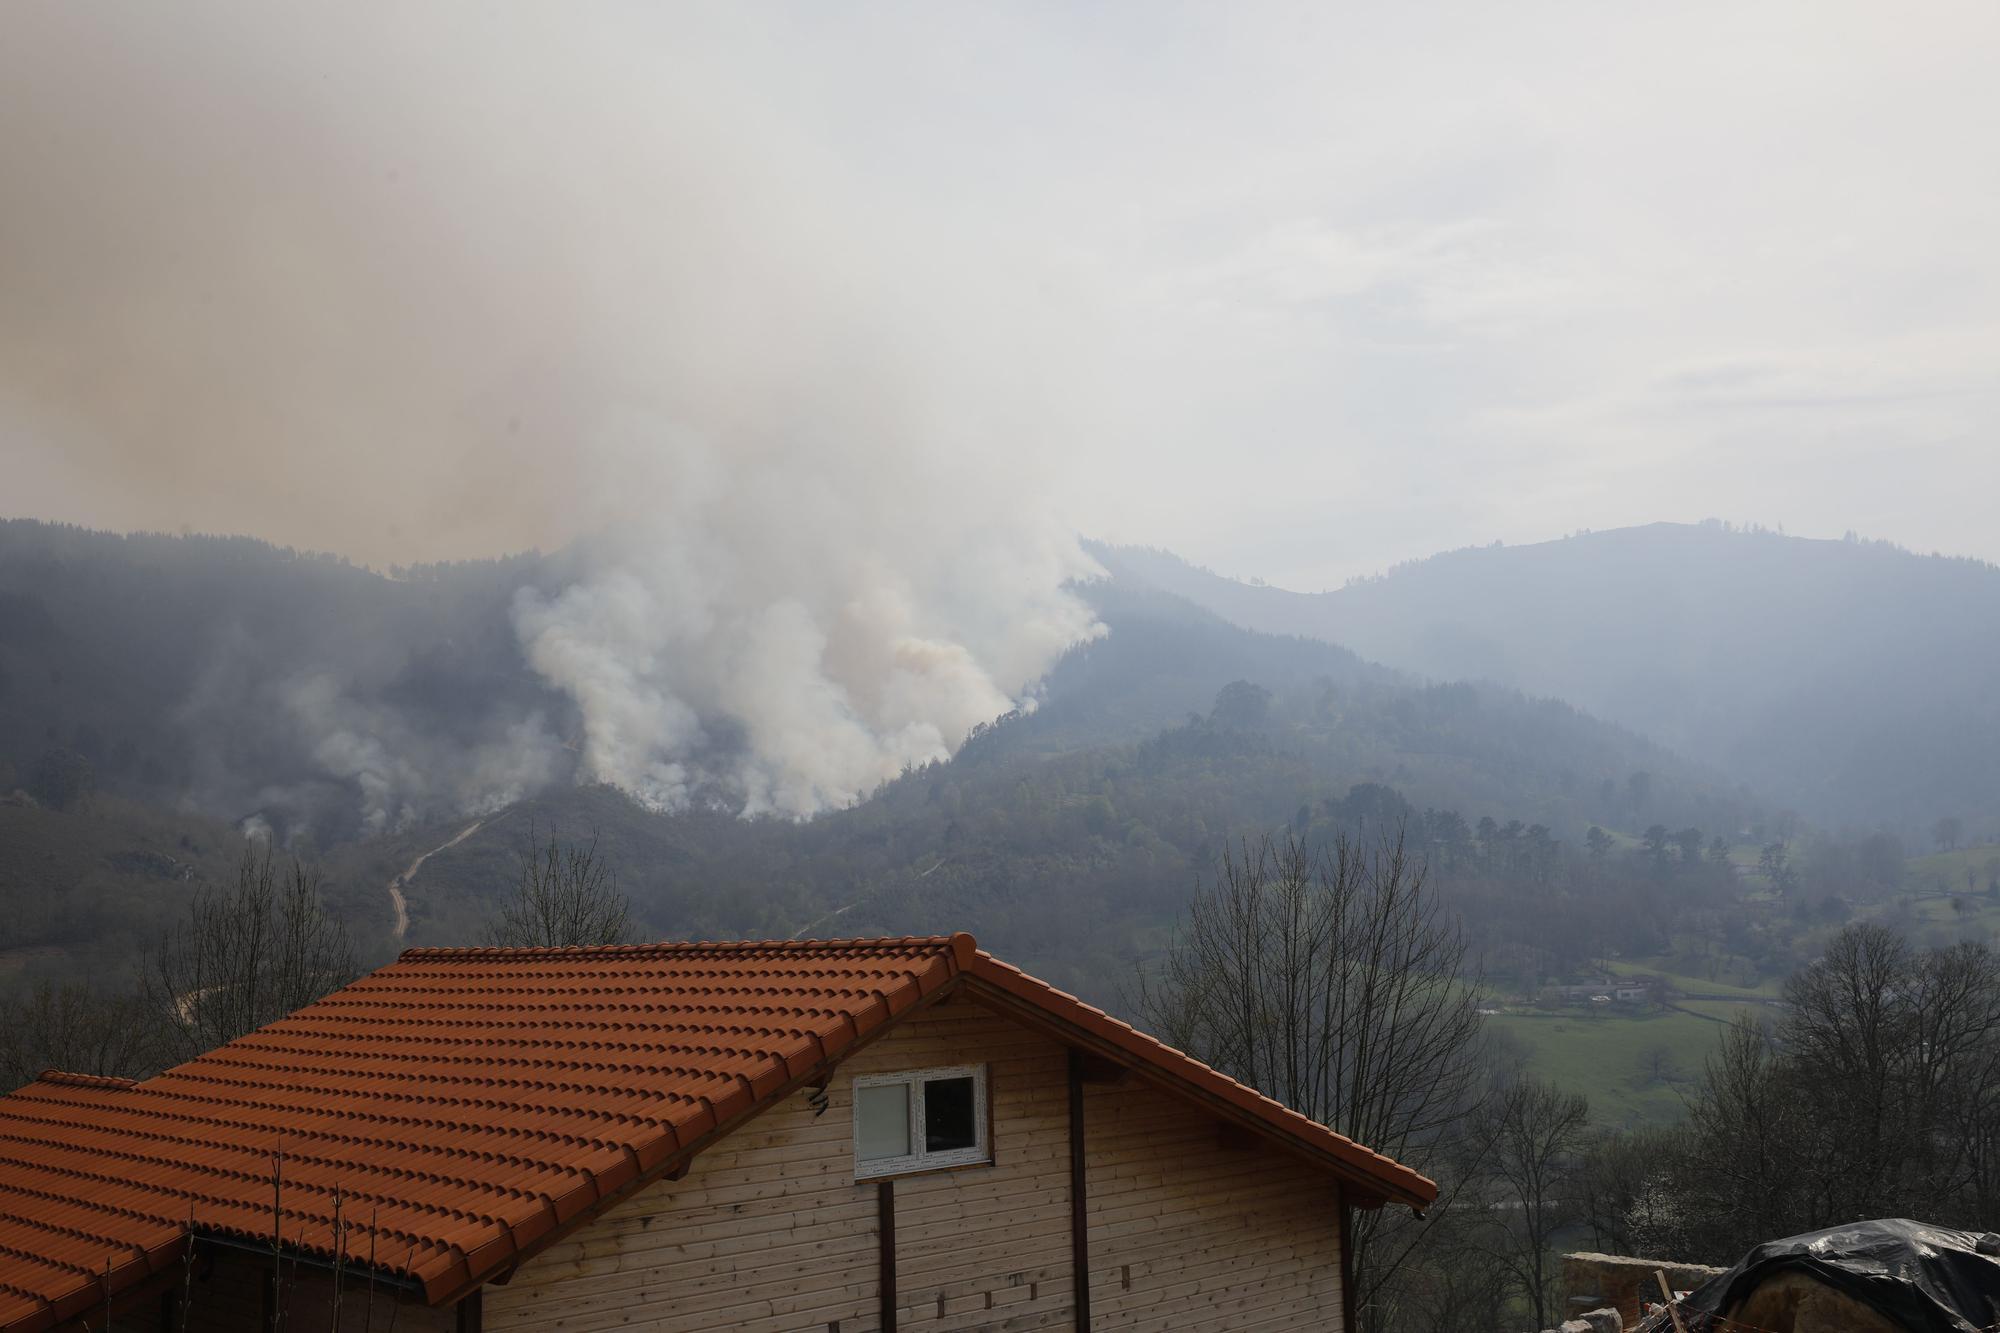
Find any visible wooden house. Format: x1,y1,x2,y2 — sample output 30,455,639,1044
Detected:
0,934,1433,1331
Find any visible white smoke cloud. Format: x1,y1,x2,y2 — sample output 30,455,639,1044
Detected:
0,5,1107,824
513,444,1102,817
278,675,567,836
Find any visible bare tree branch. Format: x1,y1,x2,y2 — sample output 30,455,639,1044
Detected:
1134,824,1487,1327
486,820,631,949
147,844,358,1064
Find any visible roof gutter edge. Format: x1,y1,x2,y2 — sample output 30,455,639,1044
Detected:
957,964,1437,1212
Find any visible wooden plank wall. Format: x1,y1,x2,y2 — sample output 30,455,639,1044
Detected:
1081,1077,1344,1330
868,1002,1075,1331
482,993,1344,1332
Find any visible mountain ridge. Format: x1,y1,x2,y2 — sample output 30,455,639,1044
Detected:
1091,522,2000,835
0,518,1765,1000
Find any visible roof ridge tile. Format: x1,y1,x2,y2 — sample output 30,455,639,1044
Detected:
32,1071,137,1092
394,935,959,963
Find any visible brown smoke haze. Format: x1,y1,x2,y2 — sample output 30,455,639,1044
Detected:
0,3,1090,563
2,4,1107,818
9,3,1995,824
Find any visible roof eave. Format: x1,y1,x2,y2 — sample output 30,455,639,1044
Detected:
956,962,1438,1212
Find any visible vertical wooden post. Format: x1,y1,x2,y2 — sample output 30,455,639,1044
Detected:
877,1179,897,1333
1337,1189,1357,1333
455,1286,483,1333
268,1149,282,1333
1068,1049,1091,1332
1655,1270,1689,1333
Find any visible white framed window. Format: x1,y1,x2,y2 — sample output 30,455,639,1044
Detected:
852,1064,989,1179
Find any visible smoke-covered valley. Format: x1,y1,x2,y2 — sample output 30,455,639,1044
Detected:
10,510,1997,1027
0,515,1776,989
2,5,1117,828
0,520,1102,838
8,515,1995,855
6,3,1997,848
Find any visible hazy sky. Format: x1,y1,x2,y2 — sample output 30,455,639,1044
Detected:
4,2,1996,590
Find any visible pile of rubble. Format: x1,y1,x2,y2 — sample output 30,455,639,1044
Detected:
1542,1220,2000,1333
1535,1308,1621,1333
1561,1253,1725,1330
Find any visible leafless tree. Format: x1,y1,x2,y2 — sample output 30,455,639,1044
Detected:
486,822,631,949
1637,1042,1680,1086
1135,827,1486,1328
1660,925,2000,1262
1472,1076,1590,1330
1676,1012,1805,1253
1379,1202,1511,1333
1784,925,2000,1220
0,981,158,1090
147,844,358,1063
1575,1124,1678,1258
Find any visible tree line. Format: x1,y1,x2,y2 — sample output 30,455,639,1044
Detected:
1580,923,2000,1262
1128,829,2000,1333
0,823,628,1090
9,812,1998,1333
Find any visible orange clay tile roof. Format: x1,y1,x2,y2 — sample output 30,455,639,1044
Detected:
0,933,1434,1331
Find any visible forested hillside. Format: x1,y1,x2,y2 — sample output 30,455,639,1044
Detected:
0,521,1765,1002
0,520,583,840
1095,523,2000,836
6,521,1995,1152
324,589,1761,999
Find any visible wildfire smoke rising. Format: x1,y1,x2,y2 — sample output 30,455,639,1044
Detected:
513,468,1102,819
1,4,1104,821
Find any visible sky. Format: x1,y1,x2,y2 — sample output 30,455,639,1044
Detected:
4,1,1997,591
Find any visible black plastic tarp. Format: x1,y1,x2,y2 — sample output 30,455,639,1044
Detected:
1643,1219,2000,1333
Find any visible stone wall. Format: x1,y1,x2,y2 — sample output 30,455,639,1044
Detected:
1563,1252,1727,1329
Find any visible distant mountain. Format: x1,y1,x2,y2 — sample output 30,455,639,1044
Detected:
1093,523,2000,835
321,581,1754,999
0,519,1743,848
0,520,1760,998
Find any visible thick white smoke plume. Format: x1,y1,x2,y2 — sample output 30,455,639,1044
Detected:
515,480,1099,817
279,678,565,834
1,5,1108,824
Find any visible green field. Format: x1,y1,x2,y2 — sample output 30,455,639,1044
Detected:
1900,849,2000,925
1901,891,2000,928
1508,848,2000,1128
1907,846,2000,886
1488,1007,1733,1128
1616,963,1784,999
1674,998,1768,1023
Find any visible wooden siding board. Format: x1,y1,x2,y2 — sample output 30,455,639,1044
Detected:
485,1001,1342,1333
1083,1072,1342,1333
